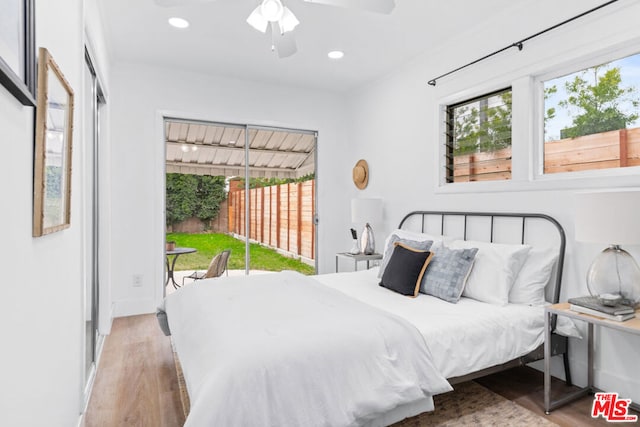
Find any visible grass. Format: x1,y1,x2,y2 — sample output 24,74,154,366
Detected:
166,232,315,275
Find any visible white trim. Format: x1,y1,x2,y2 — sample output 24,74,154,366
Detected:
78,333,105,425
114,297,158,317
534,38,640,87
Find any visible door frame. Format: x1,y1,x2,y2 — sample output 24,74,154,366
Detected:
161,116,319,291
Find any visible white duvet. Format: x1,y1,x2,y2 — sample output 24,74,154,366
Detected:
165,271,452,427
315,268,546,379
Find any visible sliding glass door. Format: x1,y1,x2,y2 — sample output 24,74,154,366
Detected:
82,48,105,406
164,120,316,288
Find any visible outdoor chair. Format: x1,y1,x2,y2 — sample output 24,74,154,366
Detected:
182,249,231,286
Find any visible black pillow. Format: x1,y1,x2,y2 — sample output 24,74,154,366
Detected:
379,242,433,298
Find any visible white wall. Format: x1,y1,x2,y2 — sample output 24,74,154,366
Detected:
109,64,351,316
345,1,640,403
0,0,109,425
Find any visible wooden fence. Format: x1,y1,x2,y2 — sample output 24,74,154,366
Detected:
228,180,315,260
544,127,640,173
453,127,640,181
453,147,512,182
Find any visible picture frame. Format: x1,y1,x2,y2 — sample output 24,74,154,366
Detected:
33,47,75,237
0,0,36,106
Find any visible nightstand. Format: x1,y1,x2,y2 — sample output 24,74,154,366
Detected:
544,303,640,414
335,252,382,272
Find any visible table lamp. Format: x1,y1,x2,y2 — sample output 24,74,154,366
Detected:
351,198,383,255
574,190,640,307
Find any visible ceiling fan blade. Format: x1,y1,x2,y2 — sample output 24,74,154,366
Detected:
153,0,216,7
303,0,395,14
271,22,297,58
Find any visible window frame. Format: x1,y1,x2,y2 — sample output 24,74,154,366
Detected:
443,86,513,184
533,44,640,182
436,39,640,195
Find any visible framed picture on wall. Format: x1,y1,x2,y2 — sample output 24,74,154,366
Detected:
0,0,36,106
33,48,75,237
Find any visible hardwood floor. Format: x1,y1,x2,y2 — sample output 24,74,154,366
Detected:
82,314,185,427
83,314,636,426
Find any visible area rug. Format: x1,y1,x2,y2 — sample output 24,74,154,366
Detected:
173,349,557,426
392,381,558,426
172,343,190,418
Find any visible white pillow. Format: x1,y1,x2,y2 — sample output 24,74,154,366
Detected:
449,239,531,306
509,247,558,306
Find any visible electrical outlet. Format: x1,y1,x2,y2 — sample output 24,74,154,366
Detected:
132,274,143,287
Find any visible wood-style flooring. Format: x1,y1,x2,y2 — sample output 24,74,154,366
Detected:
83,314,636,426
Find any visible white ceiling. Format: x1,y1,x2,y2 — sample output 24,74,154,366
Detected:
98,0,609,92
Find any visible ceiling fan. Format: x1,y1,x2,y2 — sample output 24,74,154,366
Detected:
154,0,396,58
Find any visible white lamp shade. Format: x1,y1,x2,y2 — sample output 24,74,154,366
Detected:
574,190,640,244
351,198,383,224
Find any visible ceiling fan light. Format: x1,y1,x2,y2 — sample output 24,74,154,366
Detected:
168,17,190,29
247,6,269,32
279,7,299,33
261,0,284,22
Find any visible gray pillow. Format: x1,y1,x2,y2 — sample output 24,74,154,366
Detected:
420,246,478,303
378,235,433,278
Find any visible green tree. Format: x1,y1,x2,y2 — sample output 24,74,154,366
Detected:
453,91,512,155
559,65,639,138
195,175,226,223
166,174,198,226
166,174,228,228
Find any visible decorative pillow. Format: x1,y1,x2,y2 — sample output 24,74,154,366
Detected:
449,239,531,306
420,246,478,303
383,229,455,255
379,243,433,298
509,247,558,305
378,234,433,278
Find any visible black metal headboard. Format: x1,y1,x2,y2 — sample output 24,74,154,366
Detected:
398,211,566,306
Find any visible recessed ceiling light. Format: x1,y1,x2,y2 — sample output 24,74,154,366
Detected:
328,50,344,60
168,17,189,29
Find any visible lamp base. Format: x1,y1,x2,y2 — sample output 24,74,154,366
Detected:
587,245,640,308
361,223,375,255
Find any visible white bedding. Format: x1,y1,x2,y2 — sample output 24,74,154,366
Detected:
314,268,545,379
165,271,452,427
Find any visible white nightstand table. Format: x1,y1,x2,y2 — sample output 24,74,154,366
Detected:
335,252,382,273
544,302,640,414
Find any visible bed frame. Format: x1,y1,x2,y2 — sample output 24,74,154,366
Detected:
398,211,571,386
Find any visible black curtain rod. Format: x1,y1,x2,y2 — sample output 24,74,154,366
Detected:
427,0,620,86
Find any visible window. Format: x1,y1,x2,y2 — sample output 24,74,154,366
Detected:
543,52,640,174
445,88,512,183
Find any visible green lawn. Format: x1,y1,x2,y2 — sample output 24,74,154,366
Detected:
166,232,315,275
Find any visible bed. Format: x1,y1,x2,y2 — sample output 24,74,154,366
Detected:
159,211,572,426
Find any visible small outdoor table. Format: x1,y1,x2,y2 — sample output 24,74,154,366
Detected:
166,247,197,289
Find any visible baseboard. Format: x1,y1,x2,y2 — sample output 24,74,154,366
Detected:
113,297,157,317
